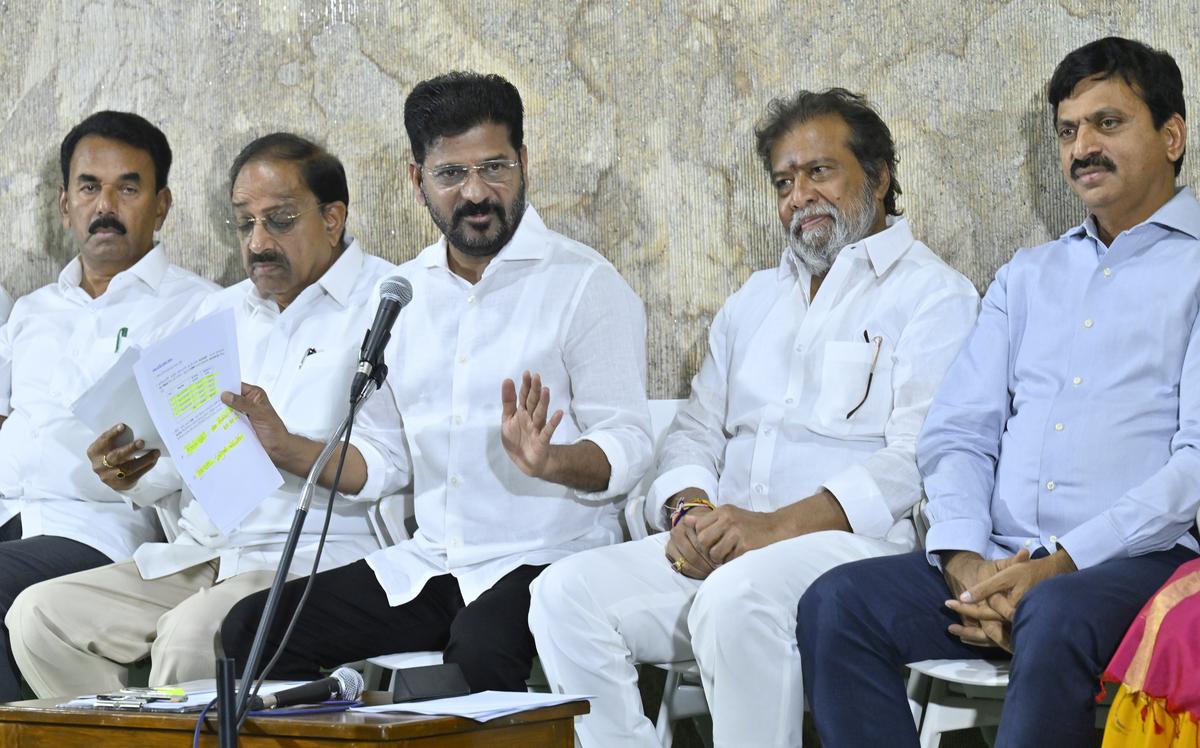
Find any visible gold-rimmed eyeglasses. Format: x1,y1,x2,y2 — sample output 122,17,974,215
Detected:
846,330,884,419
227,204,325,240
422,159,521,190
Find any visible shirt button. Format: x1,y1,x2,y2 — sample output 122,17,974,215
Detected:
754,483,766,494
457,355,468,364
1103,267,1113,277
762,426,773,435
784,397,795,405
1046,480,1056,491
1072,376,1082,386
1083,319,1094,328
1054,423,1064,431
1024,539,1034,548
1049,535,1059,545
453,415,463,425
466,295,476,304
449,537,461,548
449,475,461,487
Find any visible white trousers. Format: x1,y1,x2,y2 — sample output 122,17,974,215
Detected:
529,530,912,748
7,559,280,697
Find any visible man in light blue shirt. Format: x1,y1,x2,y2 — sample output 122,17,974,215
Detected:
798,36,1200,748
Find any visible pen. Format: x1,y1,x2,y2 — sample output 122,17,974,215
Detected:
114,327,128,353
299,347,317,369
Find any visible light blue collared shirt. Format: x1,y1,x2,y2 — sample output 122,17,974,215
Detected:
920,187,1200,570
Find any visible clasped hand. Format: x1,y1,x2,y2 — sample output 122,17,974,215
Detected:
664,503,783,580
941,548,1076,653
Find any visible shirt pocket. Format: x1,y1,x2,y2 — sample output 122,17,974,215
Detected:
810,340,893,438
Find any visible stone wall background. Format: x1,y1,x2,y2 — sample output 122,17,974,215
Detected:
1,0,1196,397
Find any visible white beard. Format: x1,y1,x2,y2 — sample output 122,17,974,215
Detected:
787,182,878,277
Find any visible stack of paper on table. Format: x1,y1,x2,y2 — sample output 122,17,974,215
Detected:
353,690,591,722
62,680,303,713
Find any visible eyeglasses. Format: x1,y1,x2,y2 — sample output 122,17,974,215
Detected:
227,204,325,240
422,160,521,190
846,330,884,419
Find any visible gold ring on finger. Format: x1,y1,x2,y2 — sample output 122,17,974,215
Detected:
673,557,685,572
115,470,126,479
102,455,114,469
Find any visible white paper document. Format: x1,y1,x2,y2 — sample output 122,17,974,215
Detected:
63,680,303,713
353,690,591,722
70,346,165,452
132,309,283,533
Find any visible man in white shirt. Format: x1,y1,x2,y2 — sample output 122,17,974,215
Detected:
527,89,981,746
0,111,217,701
220,71,653,693
7,133,404,695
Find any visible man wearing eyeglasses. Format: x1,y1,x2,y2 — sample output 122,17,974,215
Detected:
0,111,217,702
218,71,652,695
7,133,409,696
527,89,980,747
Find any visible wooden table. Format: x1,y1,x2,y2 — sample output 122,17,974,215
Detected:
0,696,587,746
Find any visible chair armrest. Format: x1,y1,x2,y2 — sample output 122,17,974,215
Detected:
624,494,652,541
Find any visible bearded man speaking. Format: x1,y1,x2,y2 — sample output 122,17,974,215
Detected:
529,88,981,748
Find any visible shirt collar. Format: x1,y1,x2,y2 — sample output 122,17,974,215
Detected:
58,241,170,294
1067,186,1200,243
245,236,364,312
418,203,547,270
776,215,915,281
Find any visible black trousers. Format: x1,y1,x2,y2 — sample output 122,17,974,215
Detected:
221,560,547,693
0,517,112,701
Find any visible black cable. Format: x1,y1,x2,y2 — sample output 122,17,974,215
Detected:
237,399,357,731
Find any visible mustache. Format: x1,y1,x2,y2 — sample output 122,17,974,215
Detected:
453,201,504,224
1071,153,1117,180
88,216,126,235
790,202,839,237
247,250,289,267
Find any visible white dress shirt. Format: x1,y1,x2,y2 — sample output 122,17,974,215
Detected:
130,239,408,582
645,217,980,541
358,205,653,606
0,245,217,562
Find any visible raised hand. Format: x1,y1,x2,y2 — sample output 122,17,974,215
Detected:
500,371,564,479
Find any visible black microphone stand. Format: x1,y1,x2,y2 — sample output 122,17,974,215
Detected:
214,365,386,748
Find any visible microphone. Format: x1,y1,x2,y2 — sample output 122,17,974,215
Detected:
351,276,413,401
248,666,364,710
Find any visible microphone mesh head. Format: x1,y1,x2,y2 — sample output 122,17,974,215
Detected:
380,275,413,306
331,666,366,700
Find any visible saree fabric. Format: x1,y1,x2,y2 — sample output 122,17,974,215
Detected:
1102,557,1200,747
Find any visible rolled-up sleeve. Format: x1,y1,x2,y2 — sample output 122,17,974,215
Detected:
824,273,980,539
344,376,413,502
563,264,652,500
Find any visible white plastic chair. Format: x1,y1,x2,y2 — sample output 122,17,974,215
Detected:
906,658,1113,747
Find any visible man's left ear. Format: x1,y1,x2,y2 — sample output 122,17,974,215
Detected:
1164,113,1187,164
872,163,891,203
322,202,348,244
154,187,173,231
519,145,529,179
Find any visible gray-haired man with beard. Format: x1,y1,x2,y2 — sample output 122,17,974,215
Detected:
528,88,980,747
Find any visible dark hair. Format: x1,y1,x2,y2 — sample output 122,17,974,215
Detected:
754,88,902,216
404,71,524,164
227,132,350,208
60,111,172,191
1049,36,1185,176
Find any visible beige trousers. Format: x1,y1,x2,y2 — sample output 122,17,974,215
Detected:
6,559,279,697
